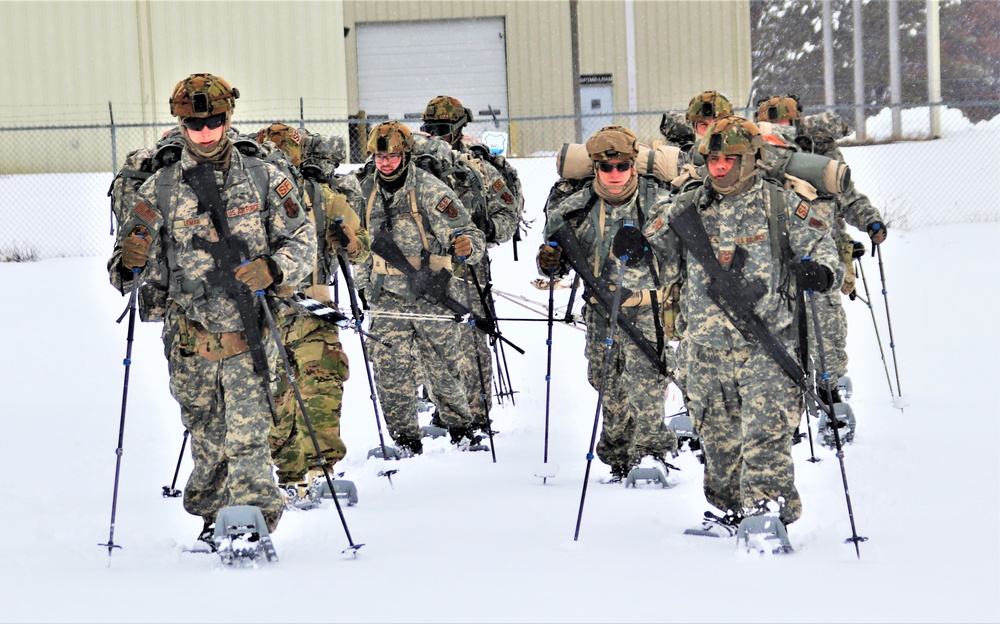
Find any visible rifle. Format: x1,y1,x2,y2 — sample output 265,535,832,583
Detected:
369,233,524,355
183,164,278,422
548,223,669,379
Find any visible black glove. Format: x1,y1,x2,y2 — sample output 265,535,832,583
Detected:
851,241,865,259
612,225,648,267
867,221,887,245
793,260,833,293
472,211,497,243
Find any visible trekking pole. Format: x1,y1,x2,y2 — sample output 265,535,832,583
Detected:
574,225,643,540
472,268,516,406
456,248,497,463
257,291,364,556
562,274,581,324
161,429,189,498
805,275,867,559
574,258,627,541
332,232,397,485
99,267,141,565
854,256,895,401
875,245,905,411
541,246,559,484
796,293,820,464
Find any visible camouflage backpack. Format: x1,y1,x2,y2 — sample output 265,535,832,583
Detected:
107,128,185,234
465,141,530,249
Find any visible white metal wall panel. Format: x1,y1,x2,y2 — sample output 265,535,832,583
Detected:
355,18,509,127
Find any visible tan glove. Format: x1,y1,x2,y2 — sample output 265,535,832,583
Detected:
122,226,151,269
234,257,275,292
452,233,473,259
328,221,360,257
537,243,563,271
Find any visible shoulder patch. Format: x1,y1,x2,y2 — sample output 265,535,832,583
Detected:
284,198,299,218
437,197,460,219
134,201,157,224
808,217,828,230
276,178,293,199
491,178,505,193
794,202,810,220
501,191,514,204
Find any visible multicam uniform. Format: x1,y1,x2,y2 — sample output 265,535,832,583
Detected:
109,146,315,533
359,160,486,450
645,174,843,526
269,146,371,490
544,179,679,478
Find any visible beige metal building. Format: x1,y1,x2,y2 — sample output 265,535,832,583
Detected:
0,1,351,173
0,0,750,172
344,0,752,155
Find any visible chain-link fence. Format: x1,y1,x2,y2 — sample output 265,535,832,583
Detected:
2,101,997,261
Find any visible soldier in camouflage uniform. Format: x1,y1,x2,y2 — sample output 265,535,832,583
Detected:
666,91,734,191
538,126,679,483
757,97,888,402
419,95,522,434
108,74,316,539
255,124,371,503
356,121,486,454
644,116,844,535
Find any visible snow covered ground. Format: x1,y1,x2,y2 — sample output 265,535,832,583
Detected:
1,112,998,623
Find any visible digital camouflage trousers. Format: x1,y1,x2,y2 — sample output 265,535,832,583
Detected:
682,338,804,525
166,317,284,533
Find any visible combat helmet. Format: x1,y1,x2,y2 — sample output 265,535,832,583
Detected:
586,125,639,162
169,73,239,119
686,91,733,126
756,95,801,124
698,116,764,159
421,95,472,141
256,123,306,166
367,120,413,154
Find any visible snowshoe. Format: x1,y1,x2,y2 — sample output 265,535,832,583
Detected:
817,402,857,447
279,482,322,511
837,375,853,401
684,510,742,538
449,427,489,452
420,425,448,439
311,478,359,506
213,506,278,566
185,521,218,553
736,514,794,554
625,466,670,488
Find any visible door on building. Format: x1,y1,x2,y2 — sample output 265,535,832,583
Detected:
580,83,614,140
356,18,509,142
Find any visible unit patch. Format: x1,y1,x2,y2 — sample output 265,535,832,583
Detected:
794,202,810,220
808,217,828,230
437,197,459,219
284,198,299,218
501,191,514,204
227,203,260,218
134,201,157,224
492,178,505,193
276,178,293,199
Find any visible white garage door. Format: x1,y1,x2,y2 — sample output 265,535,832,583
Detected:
356,18,509,138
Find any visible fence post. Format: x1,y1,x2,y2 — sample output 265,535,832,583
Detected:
108,101,118,174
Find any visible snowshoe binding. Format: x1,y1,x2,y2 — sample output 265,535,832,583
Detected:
736,514,794,554
213,505,279,566
817,402,857,447
684,510,742,538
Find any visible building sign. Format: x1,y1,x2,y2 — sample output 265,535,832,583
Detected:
580,74,613,85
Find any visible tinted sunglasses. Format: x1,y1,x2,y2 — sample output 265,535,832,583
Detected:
597,161,632,173
182,113,227,132
420,122,455,137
